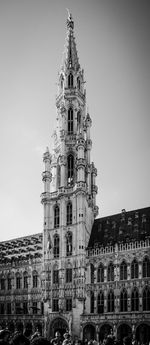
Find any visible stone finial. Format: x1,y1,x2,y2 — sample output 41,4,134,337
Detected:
66,10,74,30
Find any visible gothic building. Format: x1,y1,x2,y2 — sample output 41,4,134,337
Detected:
0,14,150,344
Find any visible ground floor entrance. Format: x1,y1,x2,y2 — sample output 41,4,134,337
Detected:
49,317,68,340
136,323,150,344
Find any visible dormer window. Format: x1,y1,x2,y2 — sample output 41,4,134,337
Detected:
68,108,73,134
68,73,73,88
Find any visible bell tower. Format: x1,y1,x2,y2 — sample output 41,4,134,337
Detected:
41,13,98,338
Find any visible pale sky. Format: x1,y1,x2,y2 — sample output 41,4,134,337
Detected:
0,0,150,241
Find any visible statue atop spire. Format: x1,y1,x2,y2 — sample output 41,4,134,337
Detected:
66,9,74,31
61,12,80,72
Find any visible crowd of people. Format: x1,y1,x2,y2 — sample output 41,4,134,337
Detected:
0,328,148,345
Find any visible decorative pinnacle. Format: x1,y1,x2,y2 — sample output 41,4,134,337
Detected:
66,9,74,30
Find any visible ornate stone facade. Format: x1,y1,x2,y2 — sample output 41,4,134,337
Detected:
0,14,150,344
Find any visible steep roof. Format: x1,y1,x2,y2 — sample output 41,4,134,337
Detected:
88,207,150,248
0,233,43,264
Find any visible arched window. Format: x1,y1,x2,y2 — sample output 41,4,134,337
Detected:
66,232,72,256
68,73,73,88
67,155,74,185
7,274,12,290
16,273,22,290
91,264,94,284
97,291,104,314
57,164,61,188
131,258,139,279
120,260,127,280
53,235,59,258
120,288,127,312
77,76,80,90
53,268,59,284
23,272,28,289
66,267,72,283
143,256,150,278
131,287,139,311
68,108,73,134
54,205,59,228
67,202,72,225
90,291,94,313
143,286,150,311
107,290,114,312
97,263,104,283
77,111,81,131
107,262,114,282
33,271,38,288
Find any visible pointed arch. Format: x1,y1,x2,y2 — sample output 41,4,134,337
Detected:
57,162,61,189
77,76,81,90
54,204,60,228
32,270,38,288
97,290,104,314
67,201,72,225
97,263,104,283
66,231,72,256
67,154,74,185
23,271,28,289
68,108,73,134
131,258,139,279
90,264,94,284
120,260,127,280
131,287,139,311
53,234,59,258
107,262,114,282
143,286,150,311
107,290,114,312
120,288,128,312
90,291,94,313
68,73,73,88
142,256,150,278
16,272,22,289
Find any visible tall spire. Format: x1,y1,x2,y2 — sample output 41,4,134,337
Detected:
63,12,80,72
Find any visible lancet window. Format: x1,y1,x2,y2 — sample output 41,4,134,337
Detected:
91,264,94,284
120,288,127,312
97,291,104,314
97,263,104,283
67,154,74,185
143,256,150,278
67,202,72,225
131,287,139,311
120,260,127,280
68,108,73,134
107,262,114,282
143,286,150,311
53,234,59,258
131,258,139,279
66,232,72,256
107,290,114,312
68,73,73,88
90,291,94,313
54,205,60,228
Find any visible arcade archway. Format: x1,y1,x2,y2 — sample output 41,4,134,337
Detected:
117,324,132,343
49,318,68,340
136,323,150,344
83,324,95,341
99,324,112,341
